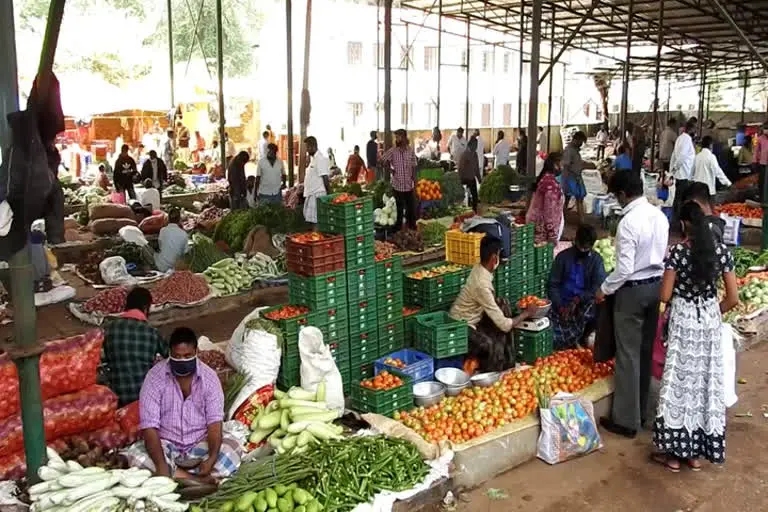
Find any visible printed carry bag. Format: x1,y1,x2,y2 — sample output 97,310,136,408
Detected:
537,392,603,465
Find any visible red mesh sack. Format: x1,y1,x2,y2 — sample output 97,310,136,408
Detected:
0,451,26,481
116,401,140,444
0,329,104,421
138,211,169,235
0,385,117,458
83,422,129,451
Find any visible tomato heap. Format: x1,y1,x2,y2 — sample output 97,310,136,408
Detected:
263,305,310,320
360,371,404,391
395,348,615,444
403,306,422,316
517,295,549,309
331,193,358,204
382,357,406,369
415,179,442,201
290,232,327,243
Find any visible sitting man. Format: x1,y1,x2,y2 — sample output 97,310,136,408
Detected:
154,208,189,272
547,224,606,350
131,327,242,480
140,179,161,212
103,287,167,406
449,236,535,372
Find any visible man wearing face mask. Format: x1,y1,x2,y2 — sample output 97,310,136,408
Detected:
132,327,241,481
450,236,537,372
547,224,606,350
596,171,669,439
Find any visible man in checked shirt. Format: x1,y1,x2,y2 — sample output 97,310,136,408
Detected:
381,129,418,231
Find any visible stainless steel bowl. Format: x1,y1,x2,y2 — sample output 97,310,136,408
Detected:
531,301,552,319
471,371,500,387
435,368,471,396
413,381,446,407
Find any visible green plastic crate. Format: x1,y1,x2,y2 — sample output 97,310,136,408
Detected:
349,361,376,382
514,327,554,364
351,368,413,415
417,167,444,181
282,339,349,369
317,194,374,235
404,283,461,311
347,265,377,303
378,319,406,356
375,256,403,292
414,312,469,358
347,298,379,333
310,304,349,338
377,289,404,324
350,395,412,417
288,270,348,310
344,233,376,270
403,309,422,347
349,327,380,365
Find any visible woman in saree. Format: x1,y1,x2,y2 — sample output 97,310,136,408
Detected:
526,152,564,244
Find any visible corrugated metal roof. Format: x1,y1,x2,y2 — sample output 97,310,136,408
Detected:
400,0,768,79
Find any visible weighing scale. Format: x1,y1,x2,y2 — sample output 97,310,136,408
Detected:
515,316,550,332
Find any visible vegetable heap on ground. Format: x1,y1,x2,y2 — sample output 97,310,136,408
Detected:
374,241,396,261
396,348,614,444
419,221,447,246
187,233,229,273
391,229,424,253
202,254,284,296
151,271,210,305
200,436,429,512
733,247,760,277
477,169,507,205
30,448,185,511
214,204,305,252
82,287,129,314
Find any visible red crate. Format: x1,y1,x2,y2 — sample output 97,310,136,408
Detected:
286,233,346,276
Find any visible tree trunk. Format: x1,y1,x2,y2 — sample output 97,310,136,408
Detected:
592,73,611,125
298,0,312,181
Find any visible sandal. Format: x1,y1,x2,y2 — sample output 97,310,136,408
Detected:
651,453,681,473
687,459,702,472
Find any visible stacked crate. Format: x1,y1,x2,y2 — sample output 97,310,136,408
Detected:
509,223,535,303
376,256,405,358
413,311,469,359
515,324,554,364
403,262,469,313
533,243,554,298
493,260,514,300
317,194,378,390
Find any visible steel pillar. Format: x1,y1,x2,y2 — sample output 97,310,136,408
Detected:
384,0,393,150
167,0,175,108
464,17,470,130
405,22,410,130
525,0,542,175
215,0,226,170
436,0,442,128
517,0,525,129
741,71,749,124
650,0,664,173
619,0,634,141
666,79,672,125
697,67,707,135
286,0,295,186
546,7,554,154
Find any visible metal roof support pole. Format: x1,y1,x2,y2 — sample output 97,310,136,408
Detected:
405,22,410,131
464,17,470,130
215,0,226,171
384,0,393,150
666,79,671,125
705,0,768,74
705,82,711,120
377,0,381,132
538,0,597,86
436,0,442,128
525,0,542,176
167,0,175,108
546,6,555,154
697,67,706,135
286,0,295,186
650,0,664,174
741,71,749,124
619,0,634,142
517,0,524,130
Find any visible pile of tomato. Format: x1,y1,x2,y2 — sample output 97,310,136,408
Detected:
403,306,422,316
382,357,407,369
331,193,358,204
263,305,310,321
360,371,404,391
290,232,328,243
394,348,615,444
517,295,550,309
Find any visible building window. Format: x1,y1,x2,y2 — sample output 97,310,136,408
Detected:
400,46,414,69
481,51,492,72
503,52,510,73
424,46,438,71
347,42,362,66
373,43,383,67
481,103,491,126
349,102,363,126
502,103,512,125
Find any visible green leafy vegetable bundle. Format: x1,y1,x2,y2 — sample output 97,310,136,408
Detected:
186,233,229,273
420,221,448,246
478,169,507,205
438,171,464,207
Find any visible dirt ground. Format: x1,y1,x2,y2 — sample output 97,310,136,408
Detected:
445,343,768,512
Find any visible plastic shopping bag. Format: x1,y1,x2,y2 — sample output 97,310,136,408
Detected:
299,327,345,413
722,323,738,408
99,256,137,286
537,393,603,465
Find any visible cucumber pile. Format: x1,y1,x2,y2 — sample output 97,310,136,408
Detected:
193,484,321,512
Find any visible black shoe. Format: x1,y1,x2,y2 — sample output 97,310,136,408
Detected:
599,416,637,439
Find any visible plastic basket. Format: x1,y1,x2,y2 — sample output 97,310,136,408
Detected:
375,256,403,292
349,395,412,417
347,265,377,303
515,327,554,364
286,233,346,276
377,319,406,355
349,327,380,365
377,290,404,324
403,307,422,347
417,167,444,181
445,230,485,266
347,298,379,333
288,270,348,309
375,348,434,382
344,233,376,270
310,305,349,341
350,361,375,382
434,355,464,370
351,368,413,413
317,194,374,235
414,312,469,358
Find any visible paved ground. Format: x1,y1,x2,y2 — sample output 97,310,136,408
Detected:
445,343,768,512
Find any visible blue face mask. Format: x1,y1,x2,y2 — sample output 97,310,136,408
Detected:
169,356,197,377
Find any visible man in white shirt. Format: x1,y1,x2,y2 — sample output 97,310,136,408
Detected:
153,208,189,273
595,126,608,160
255,143,286,204
670,121,696,221
473,129,485,176
537,126,548,154
692,135,731,198
258,131,270,160
596,171,669,438
658,119,678,172
493,130,510,167
448,127,467,162
302,136,331,225
140,180,161,212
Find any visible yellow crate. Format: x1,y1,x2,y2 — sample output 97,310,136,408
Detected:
445,230,485,266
